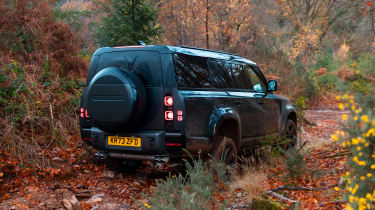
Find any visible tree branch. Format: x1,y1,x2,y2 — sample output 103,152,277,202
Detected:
270,183,338,192
266,190,297,203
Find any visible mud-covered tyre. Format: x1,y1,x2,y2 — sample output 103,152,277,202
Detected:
281,119,297,150
85,67,147,133
211,136,238,165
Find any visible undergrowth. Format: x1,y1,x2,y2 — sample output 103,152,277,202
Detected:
145,157,229,210
0,0,87,168
0,60,84,168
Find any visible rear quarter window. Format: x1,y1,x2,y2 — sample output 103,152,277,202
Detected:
96,51,162,86
173,53,212,88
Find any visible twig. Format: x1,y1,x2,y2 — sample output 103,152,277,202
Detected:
297,141,308,153
318,200,346,207
321,151,351,159
315,149,336,155
266,190,297,203
75,193,92,199
271,183,338,192
315,149,350,155
271,186,316,191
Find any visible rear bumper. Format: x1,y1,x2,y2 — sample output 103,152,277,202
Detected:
81,127,182,157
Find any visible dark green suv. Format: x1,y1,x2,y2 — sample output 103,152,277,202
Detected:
80,45,297,167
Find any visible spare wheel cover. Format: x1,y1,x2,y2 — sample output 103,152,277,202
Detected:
86,67,145,132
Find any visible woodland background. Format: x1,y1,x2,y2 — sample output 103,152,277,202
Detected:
1,0,375,209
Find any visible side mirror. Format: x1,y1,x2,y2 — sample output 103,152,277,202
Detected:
268,80,278,92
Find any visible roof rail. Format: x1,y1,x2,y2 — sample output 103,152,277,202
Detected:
178,45,238,56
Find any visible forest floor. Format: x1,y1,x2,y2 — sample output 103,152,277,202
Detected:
0,107,349,210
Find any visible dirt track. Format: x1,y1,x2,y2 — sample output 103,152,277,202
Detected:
0,109,347,209
301,109,349,146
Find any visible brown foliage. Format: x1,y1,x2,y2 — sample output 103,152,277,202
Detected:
316,68,327,76
0,0,88,169
158,0,256,52
0,0,86,76
334,66,355,82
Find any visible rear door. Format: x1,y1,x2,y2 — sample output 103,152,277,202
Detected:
215,61,261,139
172,54,233,153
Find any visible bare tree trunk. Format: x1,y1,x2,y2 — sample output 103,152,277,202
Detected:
218,13,223,50
131,0,136,41
206,0,210,49
191,7,197,46
175,6,183,45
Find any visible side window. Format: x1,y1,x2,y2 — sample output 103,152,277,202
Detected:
244,65,267,93
173,54,212,88
207,60,227,88
218,61,243,89
207,60,250,90
233,64,251,89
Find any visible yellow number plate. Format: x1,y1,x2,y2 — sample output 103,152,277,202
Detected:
107,136,141,147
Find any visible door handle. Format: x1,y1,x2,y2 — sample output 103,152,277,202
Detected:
258,100,264,105
234,100,241,106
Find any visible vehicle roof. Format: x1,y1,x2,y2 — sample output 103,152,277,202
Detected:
93,45,257,66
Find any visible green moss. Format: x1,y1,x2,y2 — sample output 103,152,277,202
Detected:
251,199,282,210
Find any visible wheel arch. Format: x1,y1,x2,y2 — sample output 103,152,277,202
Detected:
288,112,297,124
208,107,241,149
280,109,297,135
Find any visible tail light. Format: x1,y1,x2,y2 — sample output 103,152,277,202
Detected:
80,108,90,118
165,111,174,121
164,96,173,106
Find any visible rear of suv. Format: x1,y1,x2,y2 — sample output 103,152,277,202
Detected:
80,44,297,167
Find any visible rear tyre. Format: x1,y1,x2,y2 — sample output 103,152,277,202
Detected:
281,119,297,150
212,136,238,165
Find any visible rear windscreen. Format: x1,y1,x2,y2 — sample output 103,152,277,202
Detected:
96,51,162,87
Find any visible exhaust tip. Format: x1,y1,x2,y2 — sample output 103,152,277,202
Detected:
94,151,109,160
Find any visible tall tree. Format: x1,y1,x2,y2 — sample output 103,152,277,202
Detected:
268,0,362,61
96,0,162,47
158,0,254,51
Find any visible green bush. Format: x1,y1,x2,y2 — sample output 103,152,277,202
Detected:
145,157,228,210
355,54,375,76
317,73,339,91
285,147,306,180
0,61,29,122
302,71,319,98
293,96,307,121
350,78,369,94
313,50,339,72
300,50,343,98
